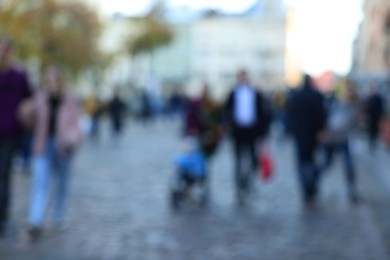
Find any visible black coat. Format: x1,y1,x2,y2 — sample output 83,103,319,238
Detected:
110,97,125,121
366,93,384,124
288,85,326,142
225,87,271,141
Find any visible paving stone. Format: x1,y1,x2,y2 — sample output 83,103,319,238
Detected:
0,120,388,259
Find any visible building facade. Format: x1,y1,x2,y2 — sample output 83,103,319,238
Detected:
189,2,286,97
353,0,390,79
97,0,287,99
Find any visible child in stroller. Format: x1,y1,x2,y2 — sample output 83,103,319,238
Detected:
170,137,208,209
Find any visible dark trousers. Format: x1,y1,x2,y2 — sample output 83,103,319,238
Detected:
91,115,100,138
20,132,32,170
368,121,380,149
0,136,17,223
294,136,320,201
233,137,258,191
111,117,123,135
322,140,356,190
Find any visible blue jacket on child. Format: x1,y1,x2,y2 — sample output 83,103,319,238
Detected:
174,150,206,178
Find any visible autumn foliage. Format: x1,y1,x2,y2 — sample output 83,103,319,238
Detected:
128,1,173,56
0,0,102,77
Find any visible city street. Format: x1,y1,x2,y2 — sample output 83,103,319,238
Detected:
1,120,390,259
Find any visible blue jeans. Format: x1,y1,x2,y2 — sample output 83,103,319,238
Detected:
294,136,320,201
29,139,70,227
321,140,356,190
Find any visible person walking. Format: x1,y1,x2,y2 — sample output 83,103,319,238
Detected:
225,70,271,204
321,80,359,203
84,95,101,140
365,85,385,150
109,89,126,136
20,66,83,239
183,83,223,162
0,36,32,235
288,74,327,205
196,84,223,161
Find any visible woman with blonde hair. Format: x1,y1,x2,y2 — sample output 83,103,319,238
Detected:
20,66,83,239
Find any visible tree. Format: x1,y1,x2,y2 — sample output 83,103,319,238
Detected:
130,18,173,56
127,0,173,77
0,0,102,78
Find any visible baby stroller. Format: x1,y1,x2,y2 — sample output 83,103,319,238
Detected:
170,137,209,210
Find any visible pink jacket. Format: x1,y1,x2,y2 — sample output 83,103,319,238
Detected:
32,90,83,155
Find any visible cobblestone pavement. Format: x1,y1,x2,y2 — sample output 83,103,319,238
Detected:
0,120,389,259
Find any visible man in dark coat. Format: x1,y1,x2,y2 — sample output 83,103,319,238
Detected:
0,36,32,234
288,74,327,205
225,70,271,202
109,89,126,136
365,85,385,150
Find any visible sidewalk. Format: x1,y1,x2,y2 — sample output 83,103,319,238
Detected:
0,121,388,259
355,139,390,257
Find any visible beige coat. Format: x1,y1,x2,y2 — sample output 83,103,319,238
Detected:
21,90,83,155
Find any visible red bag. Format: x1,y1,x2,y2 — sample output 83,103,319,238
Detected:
381,117,390,147
259,147,274,182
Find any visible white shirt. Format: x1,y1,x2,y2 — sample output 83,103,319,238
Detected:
234,84,256,127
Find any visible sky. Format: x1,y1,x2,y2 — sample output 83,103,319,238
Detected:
95,0,364,76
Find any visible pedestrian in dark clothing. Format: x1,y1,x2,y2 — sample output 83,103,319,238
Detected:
168,91,185,118
84,95,101,139
321,80,359,203
109,90,126,136
183,84,223,159
225,70,271,202
141,90,152,124
183,98,201,137
0,36,32,234
365,85,385,150
18,131,33,174
288,74,327,205
284,88,299,136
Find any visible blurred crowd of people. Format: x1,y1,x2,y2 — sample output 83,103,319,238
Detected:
176,71,390,207
1,32,390,243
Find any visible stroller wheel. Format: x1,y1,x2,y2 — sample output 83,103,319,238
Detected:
196,183,209,208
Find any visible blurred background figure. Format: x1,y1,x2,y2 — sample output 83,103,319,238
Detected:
84,95,102,140
225,70,271,204
174,83,223,208
365,84,385,150
0,35,32,236
167,90,185,120
284,88,299,137
109,88,126,137
183,83,223,164
196,84,223,161
321,79,359,203
19,66,83,240
271,90,289,140
183,91,200,137
288,74,327,206
140,89,153,125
